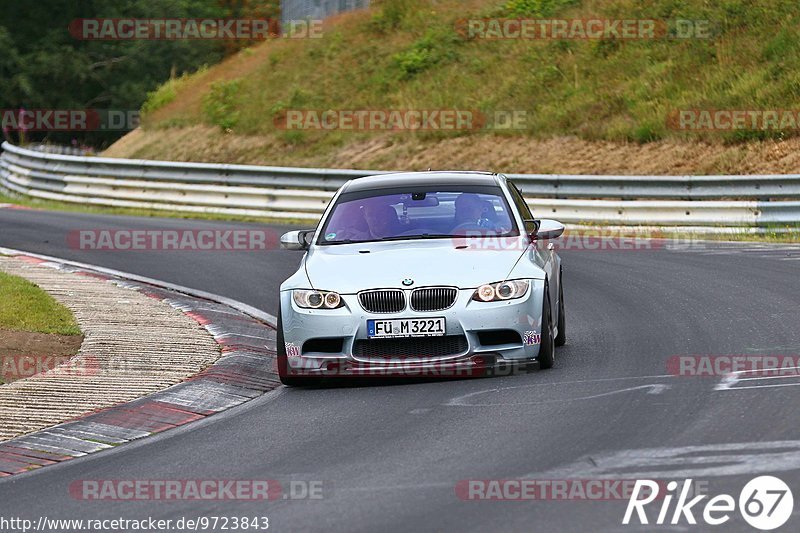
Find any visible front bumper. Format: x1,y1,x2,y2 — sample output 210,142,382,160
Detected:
279,281,545,378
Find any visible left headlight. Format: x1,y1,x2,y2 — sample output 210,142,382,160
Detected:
293,289,344,309
472,280,529,302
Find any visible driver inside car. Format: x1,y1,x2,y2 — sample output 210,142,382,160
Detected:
452,193,497,232
363,202,402,239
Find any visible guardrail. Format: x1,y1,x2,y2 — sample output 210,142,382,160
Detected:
24,144,95,157
281,0,370,25
2,141,799,230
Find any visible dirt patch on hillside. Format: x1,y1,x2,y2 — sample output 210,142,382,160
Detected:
104,126,800,175
0,329,83,384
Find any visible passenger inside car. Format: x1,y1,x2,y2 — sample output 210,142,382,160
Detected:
363,203,402,238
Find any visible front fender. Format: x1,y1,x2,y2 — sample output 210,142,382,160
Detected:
280,258,312,292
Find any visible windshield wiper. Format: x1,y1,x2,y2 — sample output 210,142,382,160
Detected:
321,239,360,246
323,234,454,245
380,233,453,241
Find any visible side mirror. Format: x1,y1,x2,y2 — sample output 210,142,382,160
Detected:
523,219,541,240
280,230,315,250
536,219,565,240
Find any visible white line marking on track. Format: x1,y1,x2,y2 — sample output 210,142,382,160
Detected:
525,440,800,480
446,376,673,407
735,371,800,382
718,381,800,391
716,366,800,390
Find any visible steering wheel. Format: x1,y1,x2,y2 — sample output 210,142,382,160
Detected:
451,222,484,234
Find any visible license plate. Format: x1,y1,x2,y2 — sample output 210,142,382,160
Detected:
367,317,446,338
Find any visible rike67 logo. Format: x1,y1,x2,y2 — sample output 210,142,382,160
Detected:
623,476,793,530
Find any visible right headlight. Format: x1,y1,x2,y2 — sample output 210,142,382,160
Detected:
472,280,529,302
293,289,344,309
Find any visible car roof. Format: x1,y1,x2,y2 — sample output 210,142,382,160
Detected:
341,171,502,193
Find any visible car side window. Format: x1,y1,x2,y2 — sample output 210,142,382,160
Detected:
508,182,534,220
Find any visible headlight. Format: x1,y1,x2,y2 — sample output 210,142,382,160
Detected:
293,289,344,309
472,280,529,302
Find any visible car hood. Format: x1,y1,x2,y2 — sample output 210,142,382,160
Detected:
303,239,529,293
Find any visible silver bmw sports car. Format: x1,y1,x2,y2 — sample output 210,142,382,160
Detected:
277,171,566,385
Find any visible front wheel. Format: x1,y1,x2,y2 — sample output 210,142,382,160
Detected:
538,289,555,369
554,271,566,347
276,309,318,387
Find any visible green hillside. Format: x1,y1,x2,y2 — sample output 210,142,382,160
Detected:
108,0,800,172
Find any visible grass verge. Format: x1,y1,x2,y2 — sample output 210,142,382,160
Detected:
0,270,81,335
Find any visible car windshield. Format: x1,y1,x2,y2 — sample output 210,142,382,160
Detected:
318,187,518,245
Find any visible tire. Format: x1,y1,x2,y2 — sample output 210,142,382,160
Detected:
554,270,566,347
538,288,555,369
276,308,317,387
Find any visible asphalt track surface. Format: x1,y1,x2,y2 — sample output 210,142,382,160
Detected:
2,207,800,532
